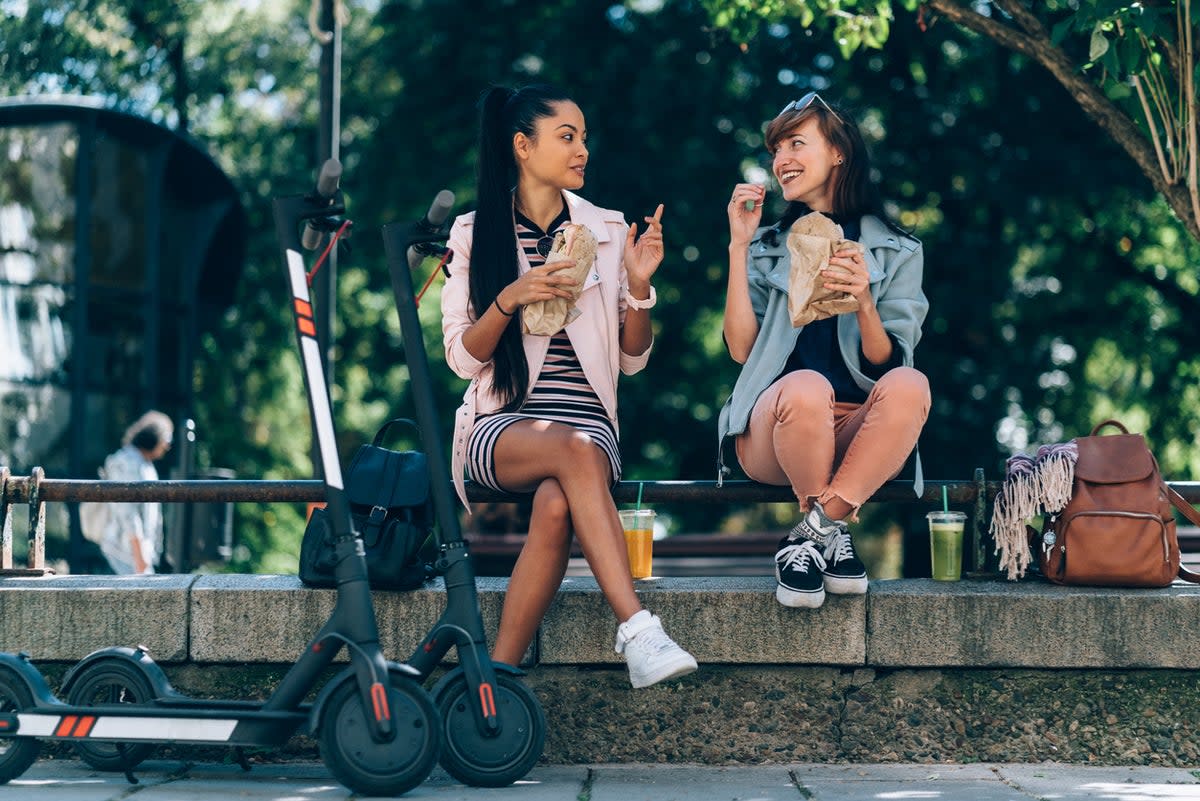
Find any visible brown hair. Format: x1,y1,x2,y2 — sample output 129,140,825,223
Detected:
764,98,873,220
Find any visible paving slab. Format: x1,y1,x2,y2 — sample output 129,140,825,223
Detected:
793,763,1030,800
409,766,587,800
5,759,1200,801
996,763,1200,798
588,764,801,801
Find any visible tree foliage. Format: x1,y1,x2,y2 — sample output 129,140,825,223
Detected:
702,0,1200,242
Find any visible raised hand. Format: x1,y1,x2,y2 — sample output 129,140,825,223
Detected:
624,204,665,287
727,183,765,249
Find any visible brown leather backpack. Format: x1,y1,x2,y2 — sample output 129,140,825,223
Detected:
1035,420,1200,587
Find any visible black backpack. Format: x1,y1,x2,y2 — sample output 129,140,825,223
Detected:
299,418,432,590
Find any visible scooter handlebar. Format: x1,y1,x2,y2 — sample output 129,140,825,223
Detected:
406,189,455,271
301,158,344,250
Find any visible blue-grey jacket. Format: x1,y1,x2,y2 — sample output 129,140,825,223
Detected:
716,214,929,493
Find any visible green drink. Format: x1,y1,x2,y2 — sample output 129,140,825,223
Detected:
927,511,967,581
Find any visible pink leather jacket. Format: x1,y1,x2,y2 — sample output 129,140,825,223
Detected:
441,190,652,509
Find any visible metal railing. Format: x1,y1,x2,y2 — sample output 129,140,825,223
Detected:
3,465,1197,577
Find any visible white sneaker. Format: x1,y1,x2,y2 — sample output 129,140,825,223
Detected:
614,610,698,689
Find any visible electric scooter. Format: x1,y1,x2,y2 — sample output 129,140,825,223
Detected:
0,161,442,796
377,199,547,788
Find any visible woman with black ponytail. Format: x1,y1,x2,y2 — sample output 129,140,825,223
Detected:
441,84,696,689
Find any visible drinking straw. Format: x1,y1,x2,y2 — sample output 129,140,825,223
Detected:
636,481,645,512
942,484,949,513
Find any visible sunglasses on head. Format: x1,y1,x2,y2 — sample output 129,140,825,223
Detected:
777,91,843,124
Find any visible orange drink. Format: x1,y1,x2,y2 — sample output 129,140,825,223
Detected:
618,509,655,580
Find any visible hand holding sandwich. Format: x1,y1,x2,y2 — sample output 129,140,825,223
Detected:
495,259,579,313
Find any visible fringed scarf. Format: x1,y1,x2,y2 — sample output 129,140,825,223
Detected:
990,441,1078,580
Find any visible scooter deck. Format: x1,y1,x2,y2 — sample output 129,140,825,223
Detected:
1,704,306,747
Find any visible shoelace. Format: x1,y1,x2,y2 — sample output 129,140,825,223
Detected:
633,623,681,656
824,531,856,565
777,539,826,573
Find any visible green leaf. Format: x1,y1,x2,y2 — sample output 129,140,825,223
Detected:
1102,42,1123,77
1050,17,1075,47
1107,82,1133,100
1089,24,1110,62
1117,33,1145,77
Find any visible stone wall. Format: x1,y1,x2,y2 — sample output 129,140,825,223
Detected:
3,574,1199,765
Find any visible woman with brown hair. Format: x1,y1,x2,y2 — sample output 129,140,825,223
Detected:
719,92,931,609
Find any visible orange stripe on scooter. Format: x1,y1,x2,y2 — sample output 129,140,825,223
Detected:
72,716,96,737
478,683,496,718
54,716,77,737
370,683,390,722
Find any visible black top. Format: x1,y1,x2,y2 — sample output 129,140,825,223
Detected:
514,203,571,258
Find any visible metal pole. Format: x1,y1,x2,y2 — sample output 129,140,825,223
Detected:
314,0,340,385
311,0,341,481
67,113,96,574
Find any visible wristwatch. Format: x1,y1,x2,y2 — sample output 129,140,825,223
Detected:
624,286,657,310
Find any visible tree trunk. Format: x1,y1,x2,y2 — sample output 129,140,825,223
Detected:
927,0,1200,240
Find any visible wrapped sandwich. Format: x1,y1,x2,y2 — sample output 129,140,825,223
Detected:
786,211,861,326
521,223,598,336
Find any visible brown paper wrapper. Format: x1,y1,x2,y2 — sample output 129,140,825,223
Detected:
522,224,598,336
786,211,861,327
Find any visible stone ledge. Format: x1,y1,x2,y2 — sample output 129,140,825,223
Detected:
0,574,192,662
188,575,516,664
2,575,1200,669
868,578,1200,668
541,576,864,665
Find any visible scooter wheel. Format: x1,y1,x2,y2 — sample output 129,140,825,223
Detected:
0,668,41,783
65,659,156,771
319,671,440,797
435,671,545,787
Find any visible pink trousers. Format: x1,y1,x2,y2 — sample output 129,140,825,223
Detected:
735,367,930,519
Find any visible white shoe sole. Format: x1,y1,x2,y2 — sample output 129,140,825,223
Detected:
776,583,825,608
629,653,698,689
824,574,868,595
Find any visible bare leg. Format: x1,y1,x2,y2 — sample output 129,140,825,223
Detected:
492,478,572,666
821,496,854,521
491,420,642,623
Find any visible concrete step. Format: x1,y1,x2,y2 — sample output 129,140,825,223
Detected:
2,574,1199,765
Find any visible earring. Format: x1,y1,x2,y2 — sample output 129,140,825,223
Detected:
836,158,844,165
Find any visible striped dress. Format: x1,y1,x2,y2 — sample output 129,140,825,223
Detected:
466,207,622,491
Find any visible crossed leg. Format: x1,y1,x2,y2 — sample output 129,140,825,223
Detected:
487,419,641,665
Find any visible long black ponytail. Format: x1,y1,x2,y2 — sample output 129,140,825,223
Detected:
471,83,573,411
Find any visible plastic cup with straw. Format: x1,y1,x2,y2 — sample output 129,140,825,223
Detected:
620,481,654,579
928,483,966,581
